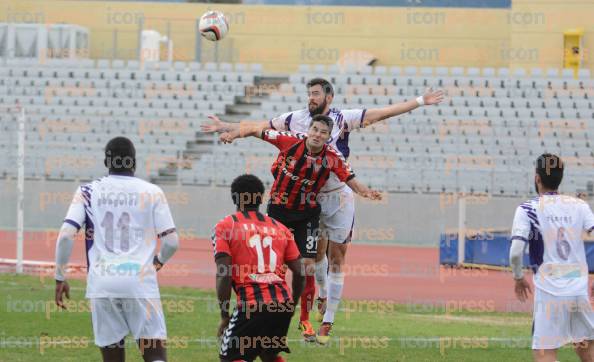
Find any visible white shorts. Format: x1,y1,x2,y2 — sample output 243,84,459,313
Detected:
317,186,355,244
532,288,594,350
90,298,167,347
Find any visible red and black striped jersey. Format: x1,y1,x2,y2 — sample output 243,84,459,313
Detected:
262,129,355,210
211,210,300,306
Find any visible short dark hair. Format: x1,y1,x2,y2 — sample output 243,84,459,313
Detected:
310,114,334,132
306,78,334,96
104,137,136,172
535,153,563,190
231,174,265,210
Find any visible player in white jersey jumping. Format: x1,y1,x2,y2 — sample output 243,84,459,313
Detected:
509,153,594,362
54,137,180,362
202,78,443,343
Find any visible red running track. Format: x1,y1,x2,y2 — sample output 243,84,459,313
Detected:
4,230,589,313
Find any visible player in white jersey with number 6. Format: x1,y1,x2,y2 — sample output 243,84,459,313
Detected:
509,153,594,362
203,78,443,343
53,137,180,362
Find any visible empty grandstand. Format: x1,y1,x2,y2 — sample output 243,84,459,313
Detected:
1,58,593,196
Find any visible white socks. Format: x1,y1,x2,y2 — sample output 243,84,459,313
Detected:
314,256,328,299
323,271,344,324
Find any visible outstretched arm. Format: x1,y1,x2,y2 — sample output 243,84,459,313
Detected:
219,121,269,143
361,89,444,128
346,178,382,201
201,115,235,133
202,115,269,135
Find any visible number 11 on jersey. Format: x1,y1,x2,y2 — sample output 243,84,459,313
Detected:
248,234,277,273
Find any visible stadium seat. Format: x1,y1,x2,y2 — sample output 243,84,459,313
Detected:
327,65,340,74
530,68,544,77
389,66,402,76
450,67,464,76
513,68,527,78
497,68,510,77
249,64,263,72
313,64,326,74
298,64,310,73
374,66,387,75
561,69,574,79
546,68,559,78
577,69,591,79
111,60,125,69
482,68,495,77
204,62,218,71
435,67,448,77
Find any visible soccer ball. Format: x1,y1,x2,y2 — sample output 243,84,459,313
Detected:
199,10,229,41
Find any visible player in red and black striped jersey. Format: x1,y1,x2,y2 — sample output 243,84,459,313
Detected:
219,115,381,342
213,174,305,362
213,195,301,308
265,128,355,211
219,115,381,254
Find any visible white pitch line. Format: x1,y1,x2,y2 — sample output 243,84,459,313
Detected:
398,313,532,326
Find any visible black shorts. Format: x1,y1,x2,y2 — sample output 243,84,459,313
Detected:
267,203,321,259
219,303,293,362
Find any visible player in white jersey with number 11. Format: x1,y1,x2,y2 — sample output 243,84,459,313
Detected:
203,78,443,343
53,137,180,362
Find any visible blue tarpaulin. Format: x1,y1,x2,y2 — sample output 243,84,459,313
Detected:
440,232,594,273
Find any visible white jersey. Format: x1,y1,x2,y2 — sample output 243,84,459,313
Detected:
63,175,176,299
269,108,366,191
511,193,594,296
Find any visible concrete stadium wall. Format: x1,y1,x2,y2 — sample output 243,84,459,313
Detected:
0,179,537,246
0,1,508,72
510,0,594,71
2,0,592,73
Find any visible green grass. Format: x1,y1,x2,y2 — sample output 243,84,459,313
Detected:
0,274,583,362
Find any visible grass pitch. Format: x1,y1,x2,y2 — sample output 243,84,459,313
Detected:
0,274,583,361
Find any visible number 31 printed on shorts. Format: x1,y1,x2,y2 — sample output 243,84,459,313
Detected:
306,235,317,251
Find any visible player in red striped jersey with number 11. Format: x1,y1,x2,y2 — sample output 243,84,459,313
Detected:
213,174,306,362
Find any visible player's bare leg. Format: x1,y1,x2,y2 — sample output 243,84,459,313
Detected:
138,338,167,362
299,257,317,342
316,240,348,345
100,338,125,362
532,348,557,362
314,232,329,322
574,340,594,362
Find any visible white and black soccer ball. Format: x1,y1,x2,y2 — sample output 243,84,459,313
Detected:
199,10,229,42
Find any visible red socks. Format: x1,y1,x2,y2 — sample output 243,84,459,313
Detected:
300,275,316,322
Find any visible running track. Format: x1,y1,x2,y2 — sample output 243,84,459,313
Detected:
3,230,590,313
